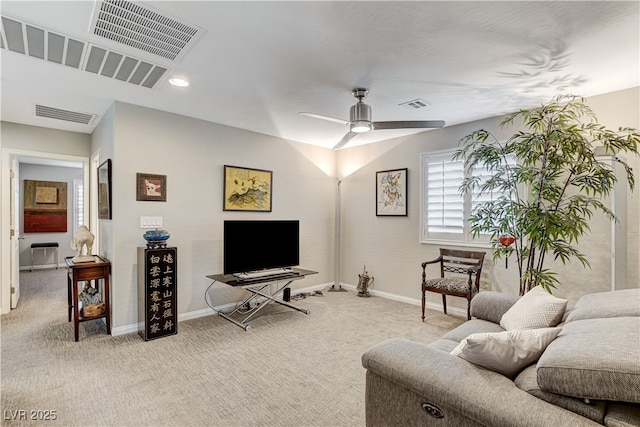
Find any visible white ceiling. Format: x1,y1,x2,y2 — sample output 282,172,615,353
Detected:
1,1,638,150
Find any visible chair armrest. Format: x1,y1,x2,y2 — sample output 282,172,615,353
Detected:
421,256,442,269
362,338,599,426
470,291,520,324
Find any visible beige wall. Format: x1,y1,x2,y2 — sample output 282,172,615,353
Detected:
0,122,91,156
2,87,638,322
337,88,640,312
101,102,336,331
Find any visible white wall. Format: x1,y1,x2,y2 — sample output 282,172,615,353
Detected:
102,102,336,331
337,88,640,312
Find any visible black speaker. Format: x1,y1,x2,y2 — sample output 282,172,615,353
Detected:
283,287,291,302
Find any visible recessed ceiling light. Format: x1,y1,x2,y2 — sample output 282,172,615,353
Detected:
168,77,189,87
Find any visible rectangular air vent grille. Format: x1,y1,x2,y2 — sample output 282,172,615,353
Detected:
35,105,96,125
91,0,203,61
84,43,168,87
399,98,430,110
0,15,169,89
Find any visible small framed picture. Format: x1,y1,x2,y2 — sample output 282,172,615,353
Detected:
376,168,408,216
223,165,272,212
137,173,167,202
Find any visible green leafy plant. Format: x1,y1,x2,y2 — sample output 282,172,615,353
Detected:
454,95,640,295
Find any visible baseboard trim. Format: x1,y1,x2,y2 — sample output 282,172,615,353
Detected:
20,264,64,271
338,281,467,318
111,281,333,336
111,281,465,336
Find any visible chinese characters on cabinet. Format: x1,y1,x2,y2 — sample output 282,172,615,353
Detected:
140,247,177,340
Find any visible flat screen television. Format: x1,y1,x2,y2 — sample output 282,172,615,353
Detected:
223,220,300,275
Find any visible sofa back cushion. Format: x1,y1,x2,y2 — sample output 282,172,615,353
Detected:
537,317,640,403
470,291,520,324
566,288,640,323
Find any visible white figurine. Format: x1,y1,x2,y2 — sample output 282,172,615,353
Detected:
71,225,96,263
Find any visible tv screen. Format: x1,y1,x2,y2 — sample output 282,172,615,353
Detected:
223,220,300,275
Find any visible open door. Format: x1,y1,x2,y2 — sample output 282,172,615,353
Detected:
10,157,21,308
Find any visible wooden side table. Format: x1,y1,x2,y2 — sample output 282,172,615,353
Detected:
65,256,111,341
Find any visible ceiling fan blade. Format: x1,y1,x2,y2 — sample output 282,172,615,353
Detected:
373,120,445,130
299,112,349,126
333,131,358,150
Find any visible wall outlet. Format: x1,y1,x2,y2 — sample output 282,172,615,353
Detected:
140,216,163,228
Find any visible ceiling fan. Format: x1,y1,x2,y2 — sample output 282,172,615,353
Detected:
300,88,445,149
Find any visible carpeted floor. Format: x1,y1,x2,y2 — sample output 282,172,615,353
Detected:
1,268,464,426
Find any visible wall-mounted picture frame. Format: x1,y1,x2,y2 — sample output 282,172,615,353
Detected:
24,180,68,232
376,168,408,216
223,165,272,212
137,173,167,202
98,159,112,219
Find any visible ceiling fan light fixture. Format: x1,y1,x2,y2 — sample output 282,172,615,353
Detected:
351,121,372,133
350,100,372,132
305,88,445,149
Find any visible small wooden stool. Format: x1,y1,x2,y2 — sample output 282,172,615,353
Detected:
31,242,59,271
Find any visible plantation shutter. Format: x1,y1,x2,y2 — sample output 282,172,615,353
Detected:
470,155,516,212
423,154,465,240
74,179,84,233
470,163,493,212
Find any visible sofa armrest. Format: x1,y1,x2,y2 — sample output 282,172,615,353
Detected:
362,338,599,426
471,291,520,324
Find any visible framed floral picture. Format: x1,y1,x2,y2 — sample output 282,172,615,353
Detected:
223,165,272,212
137,173,167,202
376,168,407,216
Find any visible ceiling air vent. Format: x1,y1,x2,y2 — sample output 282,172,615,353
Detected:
84,43,168,88
399,98,430,110
35,105,96,125
1,14,170,89
90,0,204,62
1,16,86,68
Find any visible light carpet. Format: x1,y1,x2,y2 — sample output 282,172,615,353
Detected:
1,268,464,426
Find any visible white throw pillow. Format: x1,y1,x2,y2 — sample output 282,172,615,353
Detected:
500,286,567,330
451,328,561,378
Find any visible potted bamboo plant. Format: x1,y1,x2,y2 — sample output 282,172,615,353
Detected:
454,95,640,295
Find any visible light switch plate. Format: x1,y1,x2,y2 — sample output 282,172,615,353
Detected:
140,216,163,228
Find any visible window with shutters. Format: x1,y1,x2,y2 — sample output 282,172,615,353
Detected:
73,179,84,234
420,150,513,245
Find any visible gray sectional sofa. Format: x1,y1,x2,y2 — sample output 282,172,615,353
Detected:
362,288,640,426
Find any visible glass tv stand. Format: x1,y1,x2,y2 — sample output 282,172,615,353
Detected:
206,268,317,331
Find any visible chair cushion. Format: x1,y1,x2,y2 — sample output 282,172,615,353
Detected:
500,286,567,330
424,277,474,294
451,327,561,378
537,317,640,403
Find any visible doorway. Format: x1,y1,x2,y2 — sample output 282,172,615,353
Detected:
1,149,89,314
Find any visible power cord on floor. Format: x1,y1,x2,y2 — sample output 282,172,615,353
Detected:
291,290,324,301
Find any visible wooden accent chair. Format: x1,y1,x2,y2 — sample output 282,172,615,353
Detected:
421,248,486,321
